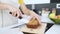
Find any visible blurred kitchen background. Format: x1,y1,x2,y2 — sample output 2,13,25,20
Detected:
0,0,60,34
25,0,60,23
0,0,60,28
26,0,60,15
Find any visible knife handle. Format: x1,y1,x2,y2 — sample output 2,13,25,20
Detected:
9,12,22,19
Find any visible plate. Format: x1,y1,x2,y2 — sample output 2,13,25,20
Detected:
19,23,47,34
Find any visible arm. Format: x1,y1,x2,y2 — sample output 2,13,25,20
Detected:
0,3,22,18
19,0,30,15
0,3,9,9
20,4,31,15
19,0,41,24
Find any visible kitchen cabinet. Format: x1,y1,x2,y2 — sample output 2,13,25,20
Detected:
51,0,60,3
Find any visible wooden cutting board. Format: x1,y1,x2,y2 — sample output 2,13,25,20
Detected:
19,23,47,34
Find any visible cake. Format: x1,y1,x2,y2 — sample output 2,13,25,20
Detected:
26,18,40,29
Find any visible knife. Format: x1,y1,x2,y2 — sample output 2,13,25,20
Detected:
45,23,54,32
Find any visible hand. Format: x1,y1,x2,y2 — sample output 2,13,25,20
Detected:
30,11,42,25
8,5,22,18
0,3,22,18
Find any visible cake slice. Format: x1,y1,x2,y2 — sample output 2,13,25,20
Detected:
26,18,40,29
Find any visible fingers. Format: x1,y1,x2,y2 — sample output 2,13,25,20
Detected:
29,15,42,25
16,11,20,18
14,11,17,17
12,11,17,17
29,16,34,21
34,16,42,25
11,11,21,18
10,8,22,18
9,6,22,18
11,12,15,16
30,12,42,25
16,9,23,18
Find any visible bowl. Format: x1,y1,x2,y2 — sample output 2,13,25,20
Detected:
49,18,60,24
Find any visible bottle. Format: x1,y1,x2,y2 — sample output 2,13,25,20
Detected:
42,8,46,14
41,8,48,22
41,8,49,17
52,8,56,14
49,8,56,18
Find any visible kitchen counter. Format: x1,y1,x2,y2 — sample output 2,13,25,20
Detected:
40,15,60,34
0,28,23,34
0,22,60,34
45,24,60,34
0,14,60,34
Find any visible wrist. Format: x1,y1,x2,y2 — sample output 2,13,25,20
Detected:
4,4,12,10
7,5,15,12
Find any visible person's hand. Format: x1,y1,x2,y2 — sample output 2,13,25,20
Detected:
8,5,22,18
0,3,22,18
29,11,42,25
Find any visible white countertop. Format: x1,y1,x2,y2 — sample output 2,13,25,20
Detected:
0,24,60,34
40,14,60,34
0,28,23,34
45,24,60,34
0,15,60,34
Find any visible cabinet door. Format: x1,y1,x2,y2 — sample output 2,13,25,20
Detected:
0,10,2,28
3,10,18,27
51,0,60,3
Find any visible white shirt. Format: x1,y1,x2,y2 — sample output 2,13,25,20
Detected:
0,0,30,28
0,0,20,8
0,0,20,27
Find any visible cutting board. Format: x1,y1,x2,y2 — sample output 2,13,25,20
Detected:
19,23,47,34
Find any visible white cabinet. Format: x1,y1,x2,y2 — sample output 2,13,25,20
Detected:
2,10,18,27
0,10,2,28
